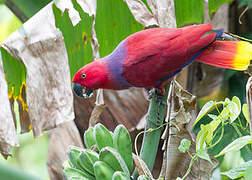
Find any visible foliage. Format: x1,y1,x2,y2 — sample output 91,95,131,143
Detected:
174,0,204,27
174,0,233,27
64,124,133,180
187,96,252,180
208,0,234,18
221,160,252,179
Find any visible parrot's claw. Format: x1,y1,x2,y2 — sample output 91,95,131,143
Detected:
147,88,167,105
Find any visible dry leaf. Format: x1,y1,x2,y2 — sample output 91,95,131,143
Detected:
89,104,106,127
0,59,19,158
133,153,154,179
2,3,74,137
123,0,158,27
204,0,229,30
76,0,96,16
47,121,84,180
171,80,196,124
155,0,176,28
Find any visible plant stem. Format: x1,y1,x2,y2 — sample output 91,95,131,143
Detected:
133,84,169,179
182,155,198,180
231,123,252,155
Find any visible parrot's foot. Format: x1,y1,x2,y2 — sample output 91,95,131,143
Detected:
147,88,166,105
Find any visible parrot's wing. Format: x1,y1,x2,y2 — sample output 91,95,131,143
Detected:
122,24,216,87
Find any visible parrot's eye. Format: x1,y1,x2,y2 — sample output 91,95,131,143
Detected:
81,73,86,79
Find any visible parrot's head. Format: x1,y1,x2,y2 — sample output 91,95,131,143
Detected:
72,61,108,98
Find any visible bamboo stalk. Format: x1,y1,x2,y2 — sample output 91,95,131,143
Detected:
133,84,169,179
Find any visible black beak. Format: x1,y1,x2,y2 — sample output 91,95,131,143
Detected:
72,83,94,98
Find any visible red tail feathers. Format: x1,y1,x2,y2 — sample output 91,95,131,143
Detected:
196,41,252,70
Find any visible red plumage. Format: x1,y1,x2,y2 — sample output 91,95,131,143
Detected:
72,24,252,97
122,24,215,88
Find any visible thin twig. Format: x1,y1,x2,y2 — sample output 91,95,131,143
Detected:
159,80,174,178
239,6,249,24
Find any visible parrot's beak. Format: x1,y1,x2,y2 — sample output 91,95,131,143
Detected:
72,83,94,98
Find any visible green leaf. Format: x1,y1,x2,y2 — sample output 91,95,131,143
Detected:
178,138,191,153
232,96,241,115
95,0,143,57
221,160,252,179
226,101,240,123
242,104,250,124
53,0,93,79
194,101,222,126
208,0,234,19
218,97,240,123
205,118,222,145
196,149,212,163
196,125,207,152
0,47,27,108
207,114,218,120
174,0,204,28
215,136,252,157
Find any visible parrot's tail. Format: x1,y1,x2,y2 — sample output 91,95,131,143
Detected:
196,40,252,70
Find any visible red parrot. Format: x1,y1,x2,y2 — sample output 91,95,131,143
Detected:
72,24,252,97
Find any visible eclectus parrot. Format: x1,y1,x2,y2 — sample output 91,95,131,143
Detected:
72,24,252,98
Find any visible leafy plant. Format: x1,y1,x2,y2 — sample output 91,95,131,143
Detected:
176,96,252,180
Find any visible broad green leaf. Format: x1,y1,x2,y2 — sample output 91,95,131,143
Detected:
0,48,27,103
53,0,93,79
174,0,204,28
178,139,191,153
208,0,234,19
194,101,222,126
215,136,252,157
242,104,250,124
221,160,252,179
95,0,143,57
196,149,212,163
